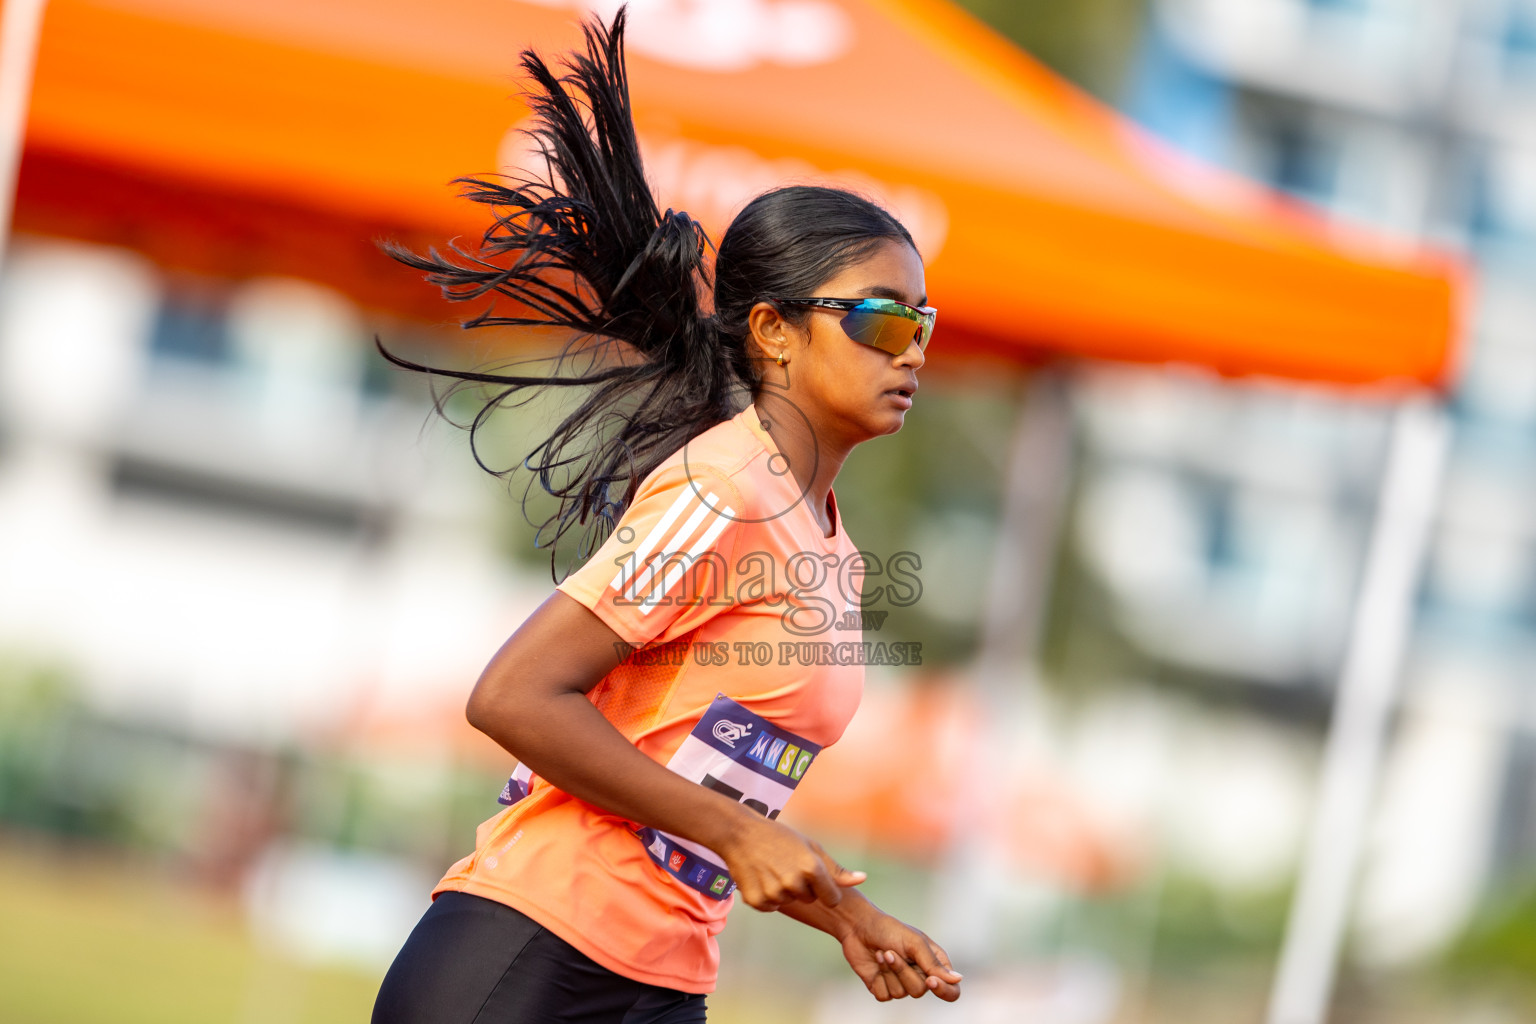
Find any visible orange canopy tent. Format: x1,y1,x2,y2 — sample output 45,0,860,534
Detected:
13,0,1464,388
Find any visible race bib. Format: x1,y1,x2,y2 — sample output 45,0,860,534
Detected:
493,693,820,902
637,693,821,901
498,762,534,806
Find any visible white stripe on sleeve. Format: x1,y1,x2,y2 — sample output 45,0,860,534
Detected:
638,501,736,616
605,486,699,596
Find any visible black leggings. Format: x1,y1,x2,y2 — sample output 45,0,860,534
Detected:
372,891,709,1024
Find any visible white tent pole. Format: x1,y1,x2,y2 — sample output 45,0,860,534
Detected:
1266,396,1451,1024
0,0,48,277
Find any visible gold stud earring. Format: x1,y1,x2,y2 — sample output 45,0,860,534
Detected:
776,351,786,366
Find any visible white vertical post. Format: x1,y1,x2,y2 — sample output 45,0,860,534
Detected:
0,0,49,277
1266,396,1451,1024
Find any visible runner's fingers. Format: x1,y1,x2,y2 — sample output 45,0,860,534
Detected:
890,927,958,982
928,976,963,1002
854,959,891,1001
868,942,962,1000
819,848,867,887
743,878,793,912
769,863,818,905
883,945,948,999
859,949,897,1001
806,860,843,907
905,934,963,983
929,940,962,983
740,885,775,912
873,965,907,1001
921,963,963,1003
892,958,929,999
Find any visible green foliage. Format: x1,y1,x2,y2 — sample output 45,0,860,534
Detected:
951,0,1149,101
1038,480,1150,696
837,379,1021,665
1142,872,1291,969
1441,873,1536,985
0,655,83,832
269,750,506,868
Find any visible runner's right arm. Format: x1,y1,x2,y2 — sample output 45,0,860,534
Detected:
465,589,865,912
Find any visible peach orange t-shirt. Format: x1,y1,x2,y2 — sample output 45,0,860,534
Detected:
433,403,866,993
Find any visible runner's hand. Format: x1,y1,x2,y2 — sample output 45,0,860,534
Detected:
718,814,865,911
839,910,963,1002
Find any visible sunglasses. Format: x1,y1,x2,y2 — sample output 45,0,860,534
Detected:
773,297,937,356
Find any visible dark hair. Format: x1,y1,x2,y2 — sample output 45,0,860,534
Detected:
376,6,916,579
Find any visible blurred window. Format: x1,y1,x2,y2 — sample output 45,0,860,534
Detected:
144,275,412,413
147,289,232,366
1300,0,1411,67
1423,456,1536,638
359,331,433,404
1465,153,1503,241
360,342,399,401
1506,0,1536,58
1201,480,1240,574
1451,340,1536,430
1267,119,1342,205
1121,13,1236,167
1495,0,1536,97
1462,144,1536,265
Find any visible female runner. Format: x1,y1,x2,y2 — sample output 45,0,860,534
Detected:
371,9,961,1023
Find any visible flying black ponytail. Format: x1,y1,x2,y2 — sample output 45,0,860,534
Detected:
377,5,916,579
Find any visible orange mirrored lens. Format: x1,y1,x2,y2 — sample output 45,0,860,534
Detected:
842,302,933,355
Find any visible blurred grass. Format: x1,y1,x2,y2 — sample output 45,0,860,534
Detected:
0,836,380,1024
0,834,816,1024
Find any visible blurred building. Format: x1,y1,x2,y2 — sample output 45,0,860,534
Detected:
0,2,1506,1012
0,238,548,743
0,236,558,963
1071,0,1536,966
